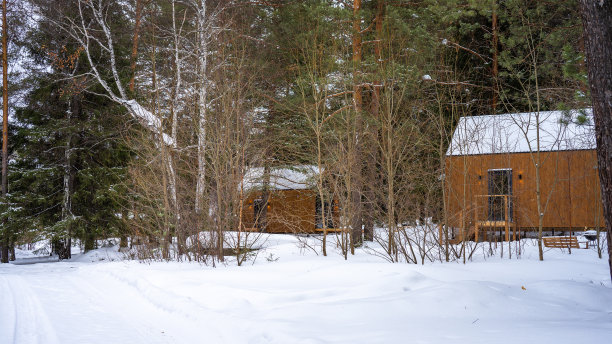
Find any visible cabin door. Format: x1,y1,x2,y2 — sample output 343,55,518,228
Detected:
253,199,265,230
315,196,335,229
487,169,513,221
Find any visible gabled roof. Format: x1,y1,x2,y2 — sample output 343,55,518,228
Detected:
243,165,319,191
446,109,595,156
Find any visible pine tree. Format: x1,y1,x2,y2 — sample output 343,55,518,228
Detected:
579,0,612,281
6,3,132,257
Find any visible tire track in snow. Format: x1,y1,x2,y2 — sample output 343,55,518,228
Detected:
58,270,171,343
0,276,17,343
93,267,342,344
1,275,59,344
10,265,175,344
93,267,254,343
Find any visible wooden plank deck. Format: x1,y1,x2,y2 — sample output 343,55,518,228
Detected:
477,220,515,227
314,228,345,233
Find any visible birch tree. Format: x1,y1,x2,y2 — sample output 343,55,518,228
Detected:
194,0,208,216
43,0,177,179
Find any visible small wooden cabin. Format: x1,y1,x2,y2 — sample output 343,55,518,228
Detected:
241,166,338,234
444,109,604,242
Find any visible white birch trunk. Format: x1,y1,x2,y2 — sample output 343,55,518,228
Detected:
168,0,182,214
73,0,174,147
171,0,182,148
62,100,73,223
195,0,208,214
60,99,73,259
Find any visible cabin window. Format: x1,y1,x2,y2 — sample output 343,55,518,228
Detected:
487,169,513,221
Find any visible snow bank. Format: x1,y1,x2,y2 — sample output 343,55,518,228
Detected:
1,234,610,344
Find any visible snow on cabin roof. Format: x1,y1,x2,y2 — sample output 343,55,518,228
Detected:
243,165,319,191
446,109,595,156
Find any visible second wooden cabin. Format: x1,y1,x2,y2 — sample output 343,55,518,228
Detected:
444,109,604,243
241,166,338,234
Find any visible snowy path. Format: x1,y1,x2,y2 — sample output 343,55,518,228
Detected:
0,262,231,343
0,274,59,344
1,239,612,344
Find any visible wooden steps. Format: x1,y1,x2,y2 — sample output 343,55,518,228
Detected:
448,225,476,244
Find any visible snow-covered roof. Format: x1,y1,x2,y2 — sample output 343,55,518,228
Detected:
243,165,319,191
446,109,595,156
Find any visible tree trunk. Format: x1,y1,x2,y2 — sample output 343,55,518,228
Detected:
129,0,145,93
491,2,499,113
59,98,77,260
363,0,385,243
362,181,374,241
170,0,181,235
119,234,128,249
350,0,363,250
84,233,95,252
579,0,612,281
195,0,208,216
370,0,384,119
260,163,270,232
1,0,9,264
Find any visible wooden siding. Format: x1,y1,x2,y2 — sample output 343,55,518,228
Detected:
243,189,327,234
445,149,604,230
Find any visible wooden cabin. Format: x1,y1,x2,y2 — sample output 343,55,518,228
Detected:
444,109,604,243
241,166,338,234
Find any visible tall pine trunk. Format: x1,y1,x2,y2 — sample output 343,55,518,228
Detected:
1,0,9,264
363,0,386,243
491,2,499,113
579,0,612,281
350,0,363,252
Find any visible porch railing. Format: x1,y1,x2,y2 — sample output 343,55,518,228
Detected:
474,194,518,242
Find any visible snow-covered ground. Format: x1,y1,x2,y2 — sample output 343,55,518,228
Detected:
1,234,611,344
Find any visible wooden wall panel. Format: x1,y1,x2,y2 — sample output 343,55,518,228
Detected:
445,150,604,230
243,189,317,233
269,189,316,233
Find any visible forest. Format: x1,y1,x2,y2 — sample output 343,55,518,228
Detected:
0,0,610,268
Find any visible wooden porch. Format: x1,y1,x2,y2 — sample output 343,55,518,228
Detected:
440,194,519,244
